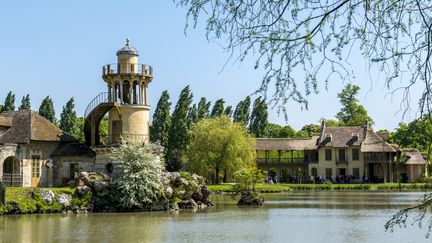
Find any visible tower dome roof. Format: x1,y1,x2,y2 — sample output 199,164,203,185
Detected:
116,38,139,56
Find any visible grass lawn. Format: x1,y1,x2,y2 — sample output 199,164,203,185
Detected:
5,187,75,203
1,187,76,214
207,183,432,192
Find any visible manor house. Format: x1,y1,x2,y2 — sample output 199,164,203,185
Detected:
256,121,428,183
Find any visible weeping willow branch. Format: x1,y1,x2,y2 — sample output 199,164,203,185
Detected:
385,193,432,238
174,0,432,117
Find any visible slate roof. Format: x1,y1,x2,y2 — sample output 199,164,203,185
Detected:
360,130,396,152
51,142,95,157
0,110,75,144
256,136,319,151
318,126,366,147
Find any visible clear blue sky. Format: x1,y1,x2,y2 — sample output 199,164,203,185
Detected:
0,1,423,131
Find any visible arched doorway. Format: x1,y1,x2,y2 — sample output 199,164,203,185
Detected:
2,156,21,186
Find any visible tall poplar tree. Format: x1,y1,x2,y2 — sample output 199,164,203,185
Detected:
210,99,225,117
223,105,233,118
1,91,15,112
249,97,268,138
19,94,31,110
60,98,77,135
166,85,193,171
233,96,251,125
197,97,211,120
151,90,171,147
39,96,56,123
188,104,198,124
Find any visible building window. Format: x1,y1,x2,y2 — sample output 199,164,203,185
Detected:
352,149,360,161
31,155,41,178
353,168,360,179
325,149,332,161
325,168,332,178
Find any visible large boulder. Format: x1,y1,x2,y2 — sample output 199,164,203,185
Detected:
77,172,117,211
40,189,55,205
57,193,72,207
237,191,264,206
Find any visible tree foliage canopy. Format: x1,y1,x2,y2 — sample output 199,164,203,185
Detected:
1,91,15,112
210,98,225,117
264,123,296,138
19,94,31,110
167,85,193,171
392,115,432,153
186,116,256,184
60,97,77,135
175,0,432,117
151,90,172,147
336,84,373,126
233,96,251,126
249,97,268,137
197,97,211,120
39,96,56,123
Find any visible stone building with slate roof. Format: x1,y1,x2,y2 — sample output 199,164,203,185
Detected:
0,110,94,187
256,120,428,183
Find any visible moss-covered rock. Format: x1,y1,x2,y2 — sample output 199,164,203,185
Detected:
237,190,264,206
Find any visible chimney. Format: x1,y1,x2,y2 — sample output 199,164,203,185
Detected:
325,133,332,142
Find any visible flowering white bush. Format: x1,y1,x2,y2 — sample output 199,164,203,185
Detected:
111,142,164,208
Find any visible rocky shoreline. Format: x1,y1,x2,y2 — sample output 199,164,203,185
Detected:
0,171,214,215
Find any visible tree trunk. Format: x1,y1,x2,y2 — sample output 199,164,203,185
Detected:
223,170,227,183
215,167,220,184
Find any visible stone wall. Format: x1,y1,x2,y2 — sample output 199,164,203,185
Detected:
52,155,95,187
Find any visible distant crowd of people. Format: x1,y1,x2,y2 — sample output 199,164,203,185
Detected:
265,174,387,184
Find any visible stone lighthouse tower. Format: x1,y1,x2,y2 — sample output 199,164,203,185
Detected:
84,39,153,147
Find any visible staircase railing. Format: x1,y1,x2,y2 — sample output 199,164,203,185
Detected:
84,92,117,118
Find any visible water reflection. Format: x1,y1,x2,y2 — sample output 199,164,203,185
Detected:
0,191,430,243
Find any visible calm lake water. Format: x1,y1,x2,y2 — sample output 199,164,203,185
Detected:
0,191,430,243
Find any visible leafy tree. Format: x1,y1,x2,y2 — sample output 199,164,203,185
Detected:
233,96,251,126
175,0,432,119
264,123,283,138
38,96,56,123
231,167,264,195
99,116,109,144
73,117,85,143
1,91,15,112
186,116,255,184
112,142,164,208
59,98,77,135
188,104,198,124
297,124,321,138
223,105,233,118
151,90,171,147
325,119,341,127
166,85,193,171
264,123,296,138
19,94,31,110
249,97,268,137
336,84,373,126
197,97,211,120
210,98,225,117
392,117,432,152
